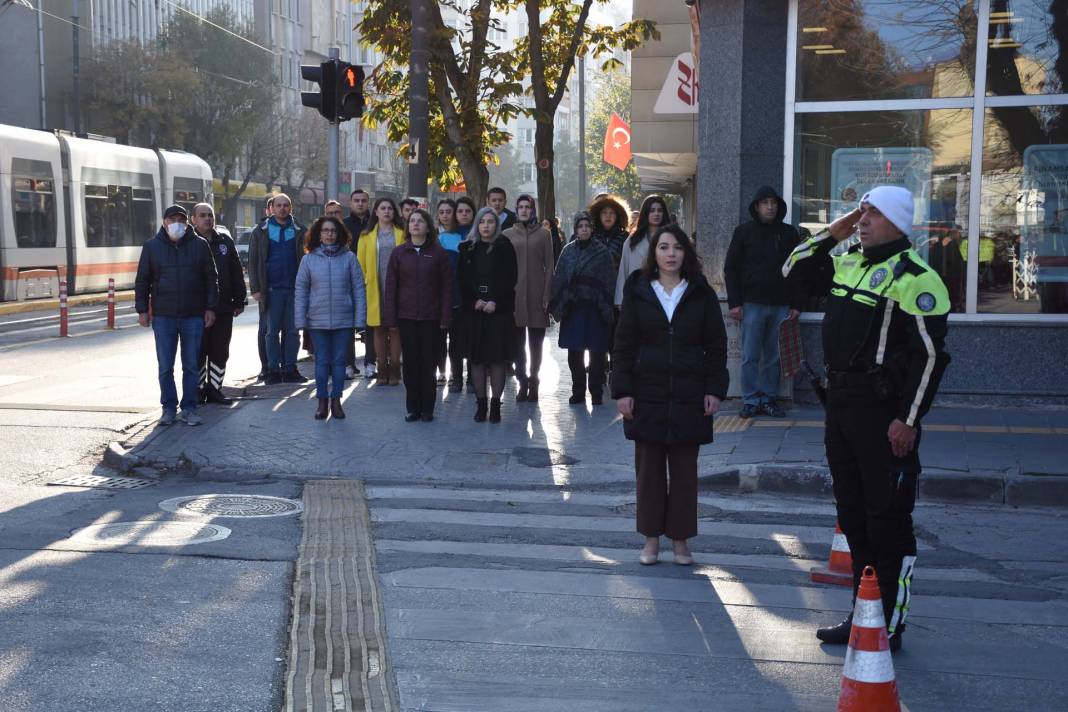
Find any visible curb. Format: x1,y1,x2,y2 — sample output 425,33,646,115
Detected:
0,290,136,316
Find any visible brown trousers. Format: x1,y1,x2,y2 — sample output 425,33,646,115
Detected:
372,326,401,371
634,441,700,540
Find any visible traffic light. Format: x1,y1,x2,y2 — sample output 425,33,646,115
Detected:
301,61,337,122
336,62,365,122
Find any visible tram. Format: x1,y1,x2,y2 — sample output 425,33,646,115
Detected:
0,123,213,301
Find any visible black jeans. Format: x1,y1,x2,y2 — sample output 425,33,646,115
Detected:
567,350,605,396
825,384,919,635
514,327,546,383
398,319,440,416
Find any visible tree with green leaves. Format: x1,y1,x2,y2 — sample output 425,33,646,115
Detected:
585,70,643,211
82,41,198,148
358,0,524,204
160,7,278,228
512,0,655,220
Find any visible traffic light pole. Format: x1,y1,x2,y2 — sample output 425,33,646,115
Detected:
408,0,430,202
327,47,340,204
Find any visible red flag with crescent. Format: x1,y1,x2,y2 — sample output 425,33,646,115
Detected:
603,113,633,170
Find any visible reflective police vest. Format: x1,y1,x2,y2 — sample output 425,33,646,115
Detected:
784,232,951,427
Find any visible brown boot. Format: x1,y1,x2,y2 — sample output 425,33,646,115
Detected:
389,362,402,386
330,397,345,419
375,359,388,381
315,398,328,420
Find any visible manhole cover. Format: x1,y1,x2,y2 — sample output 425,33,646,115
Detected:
69,521,231,547
49,474,155,490
158,494,303,518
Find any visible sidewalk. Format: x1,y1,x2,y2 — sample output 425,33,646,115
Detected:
111,342,1068,508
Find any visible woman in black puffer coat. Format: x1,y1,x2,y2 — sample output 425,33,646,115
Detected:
612,224,729,567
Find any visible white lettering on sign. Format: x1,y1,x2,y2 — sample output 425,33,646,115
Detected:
654,52,699,115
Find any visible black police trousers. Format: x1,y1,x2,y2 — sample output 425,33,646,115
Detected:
200,313,234,394
825,384,919,635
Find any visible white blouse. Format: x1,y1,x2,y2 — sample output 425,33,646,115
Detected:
651,279,688,323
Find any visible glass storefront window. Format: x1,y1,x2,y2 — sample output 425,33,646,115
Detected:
796,0,978,101
986,1,1068,96
794,109,973,312
980,104,1068,313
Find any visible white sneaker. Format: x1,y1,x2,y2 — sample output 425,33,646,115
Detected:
159,410,177,426
178,410,203,426
345,366,357,379
365,364,377,379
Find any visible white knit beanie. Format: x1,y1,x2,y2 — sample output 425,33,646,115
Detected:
859,186,914,236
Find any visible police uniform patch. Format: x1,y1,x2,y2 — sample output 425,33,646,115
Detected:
218,244,228,256
869,267,888,290
916,292,936,312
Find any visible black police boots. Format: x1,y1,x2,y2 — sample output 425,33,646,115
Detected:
815,614,853,644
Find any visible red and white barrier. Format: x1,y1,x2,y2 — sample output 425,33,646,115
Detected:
59,280,69,337
107,278,116,329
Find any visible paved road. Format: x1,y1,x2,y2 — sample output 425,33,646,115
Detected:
2,318,1067,710
369,484,1068,711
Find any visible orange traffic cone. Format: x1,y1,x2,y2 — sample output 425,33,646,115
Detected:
811,521,853,586
838,566,901,712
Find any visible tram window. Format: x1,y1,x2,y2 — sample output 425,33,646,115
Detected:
173,176,203,216
81,168,156,247
11,158,57,248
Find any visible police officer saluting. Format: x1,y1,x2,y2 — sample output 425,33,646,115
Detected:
783,186,950,652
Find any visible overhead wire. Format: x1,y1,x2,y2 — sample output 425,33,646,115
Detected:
159,0,277,56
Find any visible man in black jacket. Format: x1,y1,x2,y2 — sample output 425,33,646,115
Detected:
342,190,372,377
724,186,803,418
487,187,517,231
135,205,219,426
192,203,246,405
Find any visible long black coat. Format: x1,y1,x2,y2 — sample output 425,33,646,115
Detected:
611,272,729,444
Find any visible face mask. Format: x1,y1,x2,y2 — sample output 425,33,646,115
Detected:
166,222,186,240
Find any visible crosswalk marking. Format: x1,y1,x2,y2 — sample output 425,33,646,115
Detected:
369,484,1066,710
374,539,989,582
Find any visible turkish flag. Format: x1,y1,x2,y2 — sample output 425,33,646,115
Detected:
603,113,632,170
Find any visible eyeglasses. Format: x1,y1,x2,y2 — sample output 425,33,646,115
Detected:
321,228,338,234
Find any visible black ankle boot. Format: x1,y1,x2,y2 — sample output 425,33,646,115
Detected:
330,397,345,419
489,398,502,423
527,378,539,402
515,378,529,402
315,398,329,420
474,398,488,422
815,614,853,644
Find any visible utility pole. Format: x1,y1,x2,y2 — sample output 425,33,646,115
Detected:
578,53,586,213
36,0,46,129
327,47,340,203
408,0,430,204
71,0,81,133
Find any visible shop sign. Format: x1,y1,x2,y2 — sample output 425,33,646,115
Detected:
654,52,699,114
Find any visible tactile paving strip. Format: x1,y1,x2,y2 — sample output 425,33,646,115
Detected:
284,480,397,711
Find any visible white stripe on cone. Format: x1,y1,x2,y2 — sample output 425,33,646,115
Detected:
831,532,850,552
843,648,897,684
853,598,885,629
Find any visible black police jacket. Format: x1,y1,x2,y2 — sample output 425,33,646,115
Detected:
611,272,729,444
199,228,246,311
784,234,951,427
135,227,219,317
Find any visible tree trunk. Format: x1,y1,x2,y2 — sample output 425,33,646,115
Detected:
534,121,556,221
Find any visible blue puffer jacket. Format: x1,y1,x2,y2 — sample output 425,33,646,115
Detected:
294,246,367,330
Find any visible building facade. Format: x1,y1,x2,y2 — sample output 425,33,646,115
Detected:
698,0,1068,402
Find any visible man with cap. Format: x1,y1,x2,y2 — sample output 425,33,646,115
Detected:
783,186,951,652
135,205,219,426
